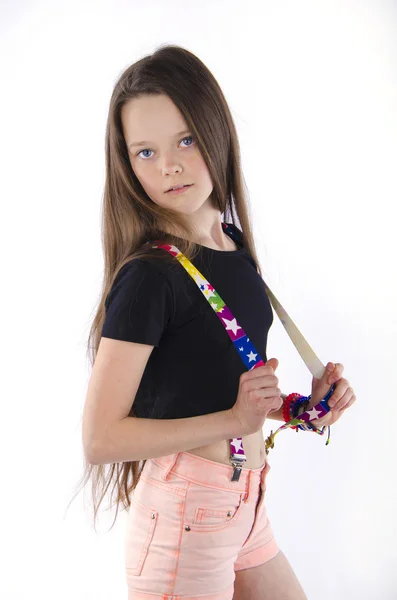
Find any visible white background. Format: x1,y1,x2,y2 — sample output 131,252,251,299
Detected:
1,1,396,598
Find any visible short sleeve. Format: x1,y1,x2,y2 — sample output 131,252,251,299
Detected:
101,259,174,346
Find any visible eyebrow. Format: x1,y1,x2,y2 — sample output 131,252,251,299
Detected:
128,130,191,149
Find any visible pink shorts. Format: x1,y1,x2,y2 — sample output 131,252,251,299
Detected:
124,450,280,599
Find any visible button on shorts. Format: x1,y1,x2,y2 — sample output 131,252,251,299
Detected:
125,450,280,599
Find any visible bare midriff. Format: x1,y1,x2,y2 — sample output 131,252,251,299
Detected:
187,428,266,469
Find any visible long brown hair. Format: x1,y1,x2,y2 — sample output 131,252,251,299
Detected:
67,43,264,531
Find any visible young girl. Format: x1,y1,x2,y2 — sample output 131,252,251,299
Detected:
80,44,356,600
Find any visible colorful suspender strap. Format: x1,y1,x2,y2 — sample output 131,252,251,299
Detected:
152,223,334,482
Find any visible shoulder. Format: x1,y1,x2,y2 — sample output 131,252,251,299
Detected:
105,254,174,310
115,244,178,281
110,255,160,287
102,254,176,345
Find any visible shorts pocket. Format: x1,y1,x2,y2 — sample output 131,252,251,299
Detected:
125,493,158,576
187,490,245,532
194,502,240,526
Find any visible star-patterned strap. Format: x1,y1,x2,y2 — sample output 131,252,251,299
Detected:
151,223,332,480
264,386,334,454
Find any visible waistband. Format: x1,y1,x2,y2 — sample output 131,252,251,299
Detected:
150,451,271,495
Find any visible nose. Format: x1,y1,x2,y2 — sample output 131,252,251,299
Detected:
162,163,182,176
161,150,183,176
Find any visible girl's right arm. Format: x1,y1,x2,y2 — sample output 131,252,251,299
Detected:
82,337,243,465
91,407,241,465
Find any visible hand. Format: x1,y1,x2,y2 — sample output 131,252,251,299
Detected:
231,358,283,436
308,362,356,428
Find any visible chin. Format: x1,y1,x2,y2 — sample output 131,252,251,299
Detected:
162,198,205,213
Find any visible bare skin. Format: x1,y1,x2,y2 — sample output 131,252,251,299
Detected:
233,550,308,600
188,429,266,469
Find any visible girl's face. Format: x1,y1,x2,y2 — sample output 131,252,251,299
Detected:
121,94,214,215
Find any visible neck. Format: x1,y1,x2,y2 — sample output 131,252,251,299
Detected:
165,201,232,250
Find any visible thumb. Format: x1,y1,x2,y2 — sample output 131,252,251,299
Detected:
314,362,335,383
312,362,335,400
265,357,279,371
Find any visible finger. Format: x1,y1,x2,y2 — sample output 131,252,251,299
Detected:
328,381,350,408
327,362,344,384
333,387,354,411
338,393,356,412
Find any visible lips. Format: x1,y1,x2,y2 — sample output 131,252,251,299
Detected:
166,184,192,192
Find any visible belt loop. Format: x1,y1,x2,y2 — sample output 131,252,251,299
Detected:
244,469,251,503
160,453,179,481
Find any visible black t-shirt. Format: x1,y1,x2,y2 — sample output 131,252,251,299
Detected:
101,223,274,419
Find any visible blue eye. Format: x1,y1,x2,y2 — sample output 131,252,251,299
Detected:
137,135,194,159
